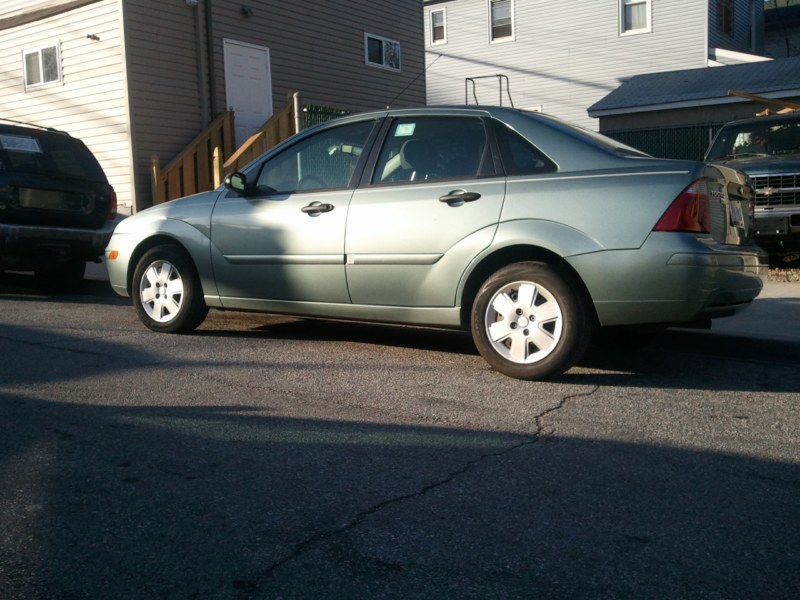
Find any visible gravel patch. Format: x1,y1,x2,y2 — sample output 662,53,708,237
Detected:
767,268,800,282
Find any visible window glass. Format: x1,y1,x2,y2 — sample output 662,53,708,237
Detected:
255,121,375,194
431,10,446,44
23,44,61,87
364,33,401,71
0,131,105,182
491,121,557,175
490,0,513,41
621,0,649,34
716,0,734,36
372,117,487,184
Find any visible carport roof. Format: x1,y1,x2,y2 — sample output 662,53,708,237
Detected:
588,56,800,117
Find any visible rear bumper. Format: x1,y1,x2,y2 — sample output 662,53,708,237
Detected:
0,220,116,271
569,232,768,327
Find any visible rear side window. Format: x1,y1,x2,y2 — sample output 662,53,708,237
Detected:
491,121,556,175
372,116,489,183
0,130,106,182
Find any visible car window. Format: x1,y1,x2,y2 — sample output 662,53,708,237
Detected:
491,120,557,175
372,116,488,184
254,120,375,194
0,130,106,182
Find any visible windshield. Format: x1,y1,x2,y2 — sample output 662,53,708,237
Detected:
706,117,800,160
0,129,107,182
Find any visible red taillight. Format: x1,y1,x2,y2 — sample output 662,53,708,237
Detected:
653,178,710,233
107,190,118,221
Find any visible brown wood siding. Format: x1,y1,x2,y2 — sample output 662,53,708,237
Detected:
122,0,424,210
122,0,207,211
206,0,426,114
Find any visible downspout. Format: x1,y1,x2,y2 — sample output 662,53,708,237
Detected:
205,0,217,117
193,0,210,122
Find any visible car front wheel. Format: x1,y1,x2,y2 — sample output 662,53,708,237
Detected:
471,262,591,380
132,245,208,333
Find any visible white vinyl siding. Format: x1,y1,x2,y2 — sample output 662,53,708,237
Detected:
0,0,134,211
425,0,709,129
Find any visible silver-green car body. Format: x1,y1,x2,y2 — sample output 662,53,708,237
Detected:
106,106,766,379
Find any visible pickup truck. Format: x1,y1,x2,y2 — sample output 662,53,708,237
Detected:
706,112,800,266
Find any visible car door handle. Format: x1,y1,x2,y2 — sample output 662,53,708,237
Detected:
301,201,334,216
438,191,481,205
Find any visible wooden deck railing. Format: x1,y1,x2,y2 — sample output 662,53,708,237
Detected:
150,98,298,205
222,100,296,177
150,111,235,204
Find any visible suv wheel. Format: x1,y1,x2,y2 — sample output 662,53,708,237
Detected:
132,245,208,333
471,262,591,380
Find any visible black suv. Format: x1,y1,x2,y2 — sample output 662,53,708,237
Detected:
0,120,116,289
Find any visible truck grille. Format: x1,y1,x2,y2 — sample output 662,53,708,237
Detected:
750,174,800,208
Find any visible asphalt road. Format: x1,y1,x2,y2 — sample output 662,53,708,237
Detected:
1,269,799,599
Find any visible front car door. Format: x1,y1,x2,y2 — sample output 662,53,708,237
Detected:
346,114,506,307
210,119,377,306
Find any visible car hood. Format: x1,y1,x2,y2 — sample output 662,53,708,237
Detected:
710,154,800,176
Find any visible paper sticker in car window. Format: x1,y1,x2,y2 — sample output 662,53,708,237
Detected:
0,134,43,153
395,123,416,137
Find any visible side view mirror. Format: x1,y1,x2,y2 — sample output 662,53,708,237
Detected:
223,172,248,194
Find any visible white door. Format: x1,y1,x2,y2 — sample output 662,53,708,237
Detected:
223,39,273,147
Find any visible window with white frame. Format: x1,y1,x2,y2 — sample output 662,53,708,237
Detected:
430,9,446,45
620,0,651,35
490,0,513,42
23,43,62,89
364,33,401,71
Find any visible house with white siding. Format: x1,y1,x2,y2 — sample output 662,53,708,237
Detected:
423,0,767,130
0,0,425,213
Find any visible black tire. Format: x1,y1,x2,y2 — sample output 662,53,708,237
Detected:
471,262,592,380
35,259,85,292
132,245,208,333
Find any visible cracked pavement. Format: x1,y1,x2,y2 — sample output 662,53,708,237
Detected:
1,275,799,599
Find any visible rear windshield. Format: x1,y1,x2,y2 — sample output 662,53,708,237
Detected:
0,129,107,182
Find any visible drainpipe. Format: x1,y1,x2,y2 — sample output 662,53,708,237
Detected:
192,0,210,122
205,0,217,117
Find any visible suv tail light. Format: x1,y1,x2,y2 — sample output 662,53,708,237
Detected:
653,178,710,233
107,190,118,220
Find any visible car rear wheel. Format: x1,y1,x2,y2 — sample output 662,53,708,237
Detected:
132,245,208,333
471,262,591,380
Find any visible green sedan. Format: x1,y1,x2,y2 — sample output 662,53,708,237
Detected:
106,107,766,380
